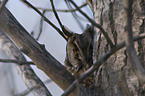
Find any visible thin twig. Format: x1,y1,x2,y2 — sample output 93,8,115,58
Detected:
36,11,46,40
0,58,34,65
36,3,87,12
123,0,145,84
21,0,67,41
50,0,63,29
65,0,85,30
62,33,145,96
0,0,8,13
68,0,114,48
15,86,39,96
65,0,87,22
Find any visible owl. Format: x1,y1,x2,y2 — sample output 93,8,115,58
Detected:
63,25,94,88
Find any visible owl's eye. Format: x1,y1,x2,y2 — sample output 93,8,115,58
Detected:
73,48,79,53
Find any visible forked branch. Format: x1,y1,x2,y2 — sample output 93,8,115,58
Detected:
21,0,67,40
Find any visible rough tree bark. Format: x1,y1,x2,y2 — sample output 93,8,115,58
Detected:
88,0,145,95
0,0,144,96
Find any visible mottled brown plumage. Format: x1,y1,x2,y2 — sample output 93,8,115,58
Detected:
63,25,94,88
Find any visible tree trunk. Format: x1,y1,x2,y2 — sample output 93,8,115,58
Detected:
0,0,144,96
87,0,145,95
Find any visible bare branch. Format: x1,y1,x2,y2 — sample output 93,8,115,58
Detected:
62,32,145,96
123,0,145,84
68,0,114,48
0,0,8,13
0,7,77,95
0,58,34,65
50,0,63,29
21,0,67,41
36,3,87,12
36,11,45,40
65,0,85,30
0,29,52,96
15,86,39,96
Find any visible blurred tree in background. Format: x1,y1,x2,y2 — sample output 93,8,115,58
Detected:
0,0,145,96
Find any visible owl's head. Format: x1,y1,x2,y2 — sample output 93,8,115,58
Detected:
63,25,94,74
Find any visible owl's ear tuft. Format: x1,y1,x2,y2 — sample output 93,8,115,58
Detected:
82,25,94,40
62,25,74,40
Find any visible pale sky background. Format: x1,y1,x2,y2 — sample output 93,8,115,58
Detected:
0,0,92,96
